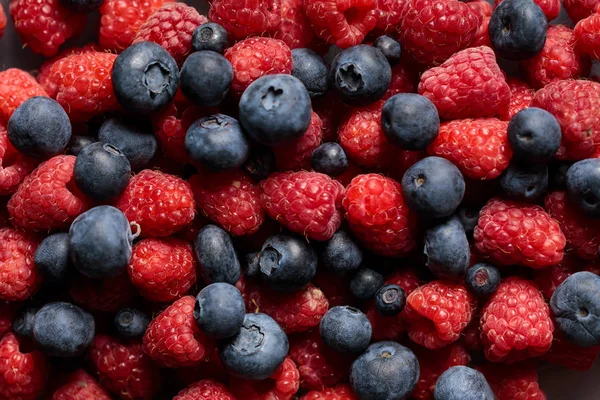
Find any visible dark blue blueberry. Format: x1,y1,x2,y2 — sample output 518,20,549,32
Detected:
381,93,440,150
330,45,391,106
192,22,229,53
320,306,372,353
32,302,95,357
59,0,104,13
69,206,135,279
258,234,317,292
7,96,71,158
245,252,260,277
13,307,38,337
219,312,288,380
489,0,547,60
567,159,600,218
194,283,246,339
98,117,157,170
508,107,561,163
402,156,465,218
194,224,241,284
112,41,179,114
114,308,150,338
311,143,348,177
322,229,363,273
74,142,131,201
67,135,96,156
456,206,480,237
373,35,402,66
350,341,419,400
185,114,249,171
424,216,470,280
500,162,548,202
180,51,232,107
350,268,385,300
34,232,72,285
550,271,600,347
291,48,329,98
375,284,406,316
239,74,312,146
243,145,275,182
433,366,494,400
465,263,501,298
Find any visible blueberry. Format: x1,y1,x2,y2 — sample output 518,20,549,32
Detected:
550,271,600,347
330,45,392,106
98,117,157,170
239,74,312,146
258,234,317,292
192,22,229,53
112,41,179,114
320,306,372,353
114,308,150,338
311,143,348,177
180,51,232,107
550,162,571,190
402,156,466,218
434,366,494,400
500,162,548,202
34,232,72,285
489,0,547,60
7,96,71,158
32,302,95,357
350,268,385,300
456,206,480,237
424,216,470,280
322,229,363,273
185,114,250,171
13,307,38,337
381,93,440,150
59,0,104,13
465,263,501,298
508,107,561,163
220,313,288,380
566,159,600,218
375,284,406,316
350,341,419,400
246,252,260,277
194,225,241,285
291,48,329,98
67,135,96,156
69,206,135,279
194,283,245,339
243,145,276,181
373,35,402,66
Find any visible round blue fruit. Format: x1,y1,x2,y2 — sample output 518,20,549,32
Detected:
194,225,241,285
114,308,150,338
180,51,232,107
243,145,276,182
311,142,348,177
291,48,329,98
433,366,494,400
425,216,470,280
67,135,96,156
320,306,372,353
566,158,600,218
382,93,440,150
456,206,480,238
192,22,229,53
13,307,38,338
350,268,384,300
373,35,402,66
500,162,548,202
322,229,363,273
98,117,157,170
508,107,561,163
194,283,246,339
465,263,501,298
34,232,72,286
375,284,406,316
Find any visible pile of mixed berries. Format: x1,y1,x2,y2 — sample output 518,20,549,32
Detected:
0,0,600,398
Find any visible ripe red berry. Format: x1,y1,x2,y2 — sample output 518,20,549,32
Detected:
0,228,40,302
52,369,111,400
0,122,37,196
0,332,48,400
381,62,419,101
375,0,409,34
0,5,5,40
302,385,359,400
563,0,600,23
574,13,600,60
0,68,49,123
495,0,560,20
69,272,137,313
478,360,546,399
230,357,300,400
274,0,316,49
274,112,324,171
533,254,599,299
174,379,236,400
208,0,282,40
541,333,600,371
501,78,534,121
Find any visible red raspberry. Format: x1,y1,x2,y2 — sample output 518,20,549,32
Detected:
274,112,323,171
259,171,344,241
0,4,6,40
0,332,48,400
274,0,315,49
301,385,358,400
544,191,600,260
69,272,136,313
143,296,214,367
52,370,111,400
427,118,511,180
0,122,37,196
385,149,427,183
343,174,417,257
375,0,409,34
381,62,418,101
541,333,600,371
471,16,491,48
418,46,510,120
9,0,86,57
189,170,265,236
501,77,535,121
564,0,600,23
333,162,364,187
495,0,560,20
133,3,208,65
0,228,40,302
89,335,160,400
225,37,293,97
521,25,592,89
404,281,476,349
230,357,300,400
313,92,344,142
0,68,49,123
400,0,481,66
474,198,566,268
174,379,236,400
574,12,600,60
468,0,493,16
0,302,19,337
532,254,599,299
128,237,196,302
208,0,281,40
478,361,546,399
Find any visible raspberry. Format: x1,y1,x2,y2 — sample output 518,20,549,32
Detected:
274,112,323,171
189,170,265,236
174,379,236,400
381,62,418,101
343,174,417,257
574,13,600,60
301,385,358,400
481,277,553,363
564,0,600,23
116,170,195,237
0,4,6,40
128,237,196,302
468,0,493,16
333,162,364,187
427,118,512,180
0,68,49,123
0,122,37,195
69,272,136,312
225,37,293,96
208,0,281,40
89,335,161,400
9,0,86,57
385,149,427,183
52,370,111,400
399,0,481,66
418,46,510,120
274,0,315,49
0,302,19,338
133,2,208,65
474,198,566,268
259,171,344,241
471,16,491,48
230,357,300,400
375,0,409,34
143,296,214,367
501,78,535,121
404,281,476,349
313,92,344,142
478,361,546,399
304,0,378,48
521,25,592,89
532,254,599,299
0,228,41,302
0,333,48,400
541,333,600,371
495,0,560,20
544,191,600,260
